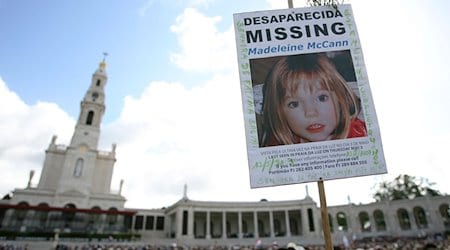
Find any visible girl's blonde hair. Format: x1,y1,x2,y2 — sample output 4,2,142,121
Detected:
262,53,360,146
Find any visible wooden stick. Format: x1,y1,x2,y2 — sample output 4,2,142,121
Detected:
318,178,333,250
288,0,293,8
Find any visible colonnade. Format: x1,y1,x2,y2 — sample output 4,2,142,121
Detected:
326,199,450,238
167,206,320,240
0,207,130,233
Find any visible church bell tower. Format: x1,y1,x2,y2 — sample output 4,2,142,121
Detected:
26,56,126,209
69,59,107,149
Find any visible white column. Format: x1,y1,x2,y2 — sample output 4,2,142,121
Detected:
222,211,227,239
188,208,194,238
301,208,309,236
143,215,147,231
254,211,259,238
167,215,173,237
427,205,442,231
391,209,403,235
206,211,211,239
238,211,243,238
384,209,395,234
269,211,274,237
285,210,291,237
348,210,359,235
176,210,182,238
314,208,321,236
368,210,375,233
408,209,417,230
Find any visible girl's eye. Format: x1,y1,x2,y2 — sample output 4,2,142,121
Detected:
317,94,329,102
287,101,299,109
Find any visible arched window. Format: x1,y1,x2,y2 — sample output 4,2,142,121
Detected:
14,202,29,222
62,203,76,227
74,158,83,177
413,206,428,228
96,79,101,86
397,208,411,230
89,206,101,225
34,203,49,228
359,211,371,232
17,201,29,206
86,111,94,125
439,203,450,228
336,212,348,231
107,207,118,225
373,209,386,231
0,207,7,228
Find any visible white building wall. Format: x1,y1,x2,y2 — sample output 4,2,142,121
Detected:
37,146,65,191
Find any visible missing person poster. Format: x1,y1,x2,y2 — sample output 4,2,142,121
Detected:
234,4,387,188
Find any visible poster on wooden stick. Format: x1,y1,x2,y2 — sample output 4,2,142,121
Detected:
234,4,386,188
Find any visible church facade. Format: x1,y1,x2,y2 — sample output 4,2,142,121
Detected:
0,61,449,246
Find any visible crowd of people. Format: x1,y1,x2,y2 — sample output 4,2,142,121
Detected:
1,237,449,250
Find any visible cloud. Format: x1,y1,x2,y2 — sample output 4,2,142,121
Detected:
139,0,218,17
186,0,216,8
266,0,305,9
0,78,74,196
169,8,236,73
101,70,252,208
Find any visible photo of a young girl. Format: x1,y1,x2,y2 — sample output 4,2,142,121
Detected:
251,50,367,147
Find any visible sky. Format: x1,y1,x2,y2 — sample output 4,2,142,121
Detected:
1,0,450,210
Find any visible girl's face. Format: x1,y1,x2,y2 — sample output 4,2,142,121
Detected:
282,84,338,142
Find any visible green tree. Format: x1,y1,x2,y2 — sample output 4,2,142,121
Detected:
373,174,443,202
306,0,344,6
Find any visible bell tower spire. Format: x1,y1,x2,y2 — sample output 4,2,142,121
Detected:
69,54,108,149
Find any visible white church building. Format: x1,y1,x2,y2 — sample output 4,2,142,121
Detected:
1,61,449,246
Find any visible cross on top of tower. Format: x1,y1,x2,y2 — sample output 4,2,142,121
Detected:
102,52,108,62
100,52,108,70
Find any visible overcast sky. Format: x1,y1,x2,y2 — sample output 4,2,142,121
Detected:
1,0,449,209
